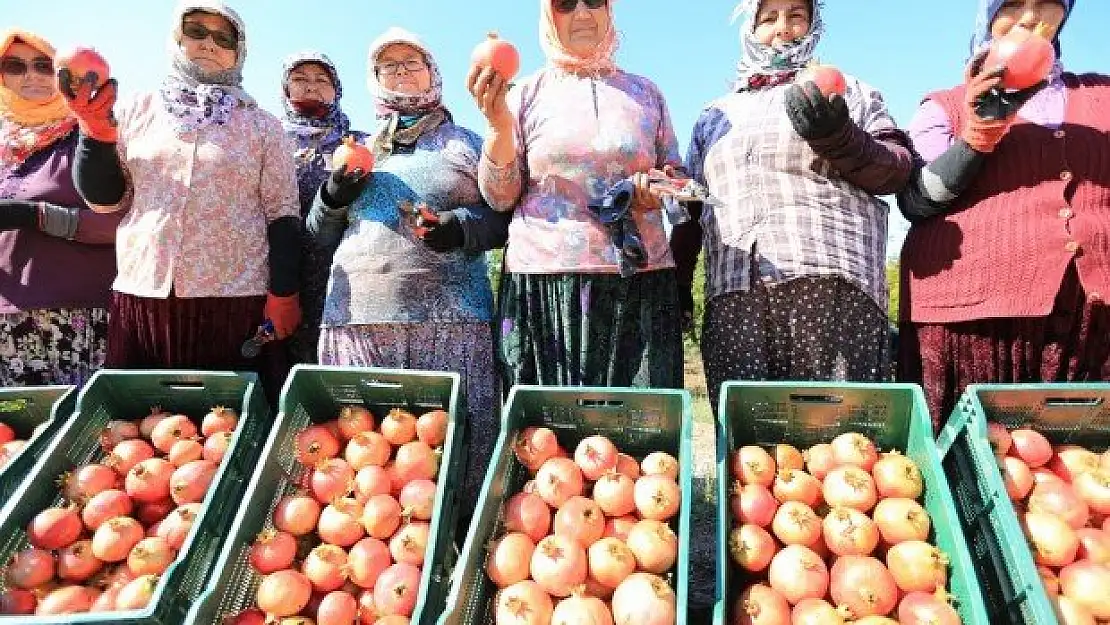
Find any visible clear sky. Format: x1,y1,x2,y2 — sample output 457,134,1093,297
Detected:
5,0,1107,253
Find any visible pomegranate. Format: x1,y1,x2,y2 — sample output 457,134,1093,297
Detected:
311,458,356,503
771,501,822,547
987,422,1013,456
984,23,1057,90
734,483,779,527
389,521,430,566
615,453,641,479
57,540,103,582
822,507,879,557
0,421,13,444
168,439,204,467
1054,595,1097,625
56,47,110,90
603,515,637,542
373,562,421,617
1049,446,1101,482
634,474,681,521
393,441,439,483
798,63,847,97
873,497,932,545
872,451,924,499
530,534,588,597
584,537,634,590
398,478,437,521
380,409,417,446
733,445,776,487
470,32,520,81
346,431,392,471
60,463,120,502
169,459,218,505
35,585,96,615
5,548,56,589
118,576,162,610
822,466,878,512
1023,511,1079,567
1040,565,1061,595
829,556,900,618
1032,466,1065,486
514,426,560,473
553,495,605,548
771,469,822,507
611,573,676,625
333,136,375,173
315,498,363,547
1028,481,1090,529
898,591,961,625
28,505,83,549
127,537,176,576
295,424,342,467
534,457,585,508
641,451,680,480
774,444,805,472
1075,528,1110,564
139,407,170,438
592,472,636,517
803,443,836,480
355,465,393,503
125,458,175,503
886,540,948,593
249,529,297,574
304,544,349,593
767,544,829,605
503,491,551,543
105,439,156,475
0,588,36,615
92,516,144,562
487,532,536,588
574,435,619,481
203,431,232,464
1073,470,1110,515
158,504,200,549
413,409,448,448
829,432,879,471
258,569,312,617
348,537,392,589
552,594,613,625
626,519,678,575
495,580,553,625
791,598,851,625
1058,560,1110,619
362,494,402,540
333,404,374,440
728,524,777,573
149,414,197,453
1010,429,1053,468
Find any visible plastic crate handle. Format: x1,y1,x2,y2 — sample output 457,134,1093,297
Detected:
789,393,845,404
159,381,207,390
1042,396,1103,407
576,399,626,408
359,379,405,390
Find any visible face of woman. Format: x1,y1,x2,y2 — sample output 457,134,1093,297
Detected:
179,11,239,72
991,0,1067,40
0,41,56,102
552,0,611,57
375,43,431,95
753,0,812,47
287,62,336,105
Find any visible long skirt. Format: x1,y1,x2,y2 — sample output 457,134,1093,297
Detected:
319,321,498,536
496,269,683,391
0,307,109,386
701,276,891,408
899,264,1110,430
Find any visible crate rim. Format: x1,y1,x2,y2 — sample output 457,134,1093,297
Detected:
0,384,78,480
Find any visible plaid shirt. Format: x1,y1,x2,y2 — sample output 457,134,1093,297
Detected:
686,77,895,310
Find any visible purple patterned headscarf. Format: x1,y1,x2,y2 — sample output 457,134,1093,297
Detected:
281,51,350,147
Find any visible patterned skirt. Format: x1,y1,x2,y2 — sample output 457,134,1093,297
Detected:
0,307,109,387
319,322,498,534
701,276,891,408
899,264,1110,430
496,269,683,391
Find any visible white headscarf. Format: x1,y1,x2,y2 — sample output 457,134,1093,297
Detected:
730,0,826,90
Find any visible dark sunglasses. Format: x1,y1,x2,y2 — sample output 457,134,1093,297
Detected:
554,0,607,13
181,21,239,51
0,56,54,78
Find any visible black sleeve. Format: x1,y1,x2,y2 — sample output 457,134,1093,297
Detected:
72,135,127,206
896,139,987,223
0,200,39,230
266,216,302,296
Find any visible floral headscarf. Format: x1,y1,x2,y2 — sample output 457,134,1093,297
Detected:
539,0,620,76
0,30,77,169
730,0,826,90
160,0,256,133
281,51,350,147
366,27,448,162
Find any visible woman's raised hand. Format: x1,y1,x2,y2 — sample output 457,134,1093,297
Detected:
466,65,513,132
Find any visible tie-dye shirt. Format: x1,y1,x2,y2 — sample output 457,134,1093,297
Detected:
478,68,681,274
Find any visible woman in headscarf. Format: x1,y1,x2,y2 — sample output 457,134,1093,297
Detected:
280,51,368,365
0,30,121,386
671,0,913,406
59,1,301,400
469,0,684,392
308,27,508,529
897,0,1108,427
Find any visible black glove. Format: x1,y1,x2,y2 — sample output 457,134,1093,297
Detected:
973,82,1047,121
678,286,695,332
0,200,39,231
321,164,370,209
418,209,464,253
785,82,852,141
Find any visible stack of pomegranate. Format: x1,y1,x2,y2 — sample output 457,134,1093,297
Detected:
485,428,681,625
0,406,239,615
0,419,26,469
989,425,1110,623
228,406,449,625
728,433,961,625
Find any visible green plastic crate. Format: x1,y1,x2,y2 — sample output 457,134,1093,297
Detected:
935,383,1110,625
183,365,465,625
712,382,990,625
0,386,76,505
0,370,270,625
439,385,695,625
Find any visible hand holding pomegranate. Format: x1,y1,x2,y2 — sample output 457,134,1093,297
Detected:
55,47,119,144
960,47,1045,152
321,163,370,209
784,82,851,142
466,64,513,133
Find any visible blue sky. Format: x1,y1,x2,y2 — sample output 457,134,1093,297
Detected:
6,0,1107,253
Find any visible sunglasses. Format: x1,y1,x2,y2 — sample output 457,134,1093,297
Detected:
0,56,54,78
181,21,239,51
554,0,607,13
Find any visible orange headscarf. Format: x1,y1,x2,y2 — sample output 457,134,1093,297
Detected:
539,0,620,76
0,29,71,127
